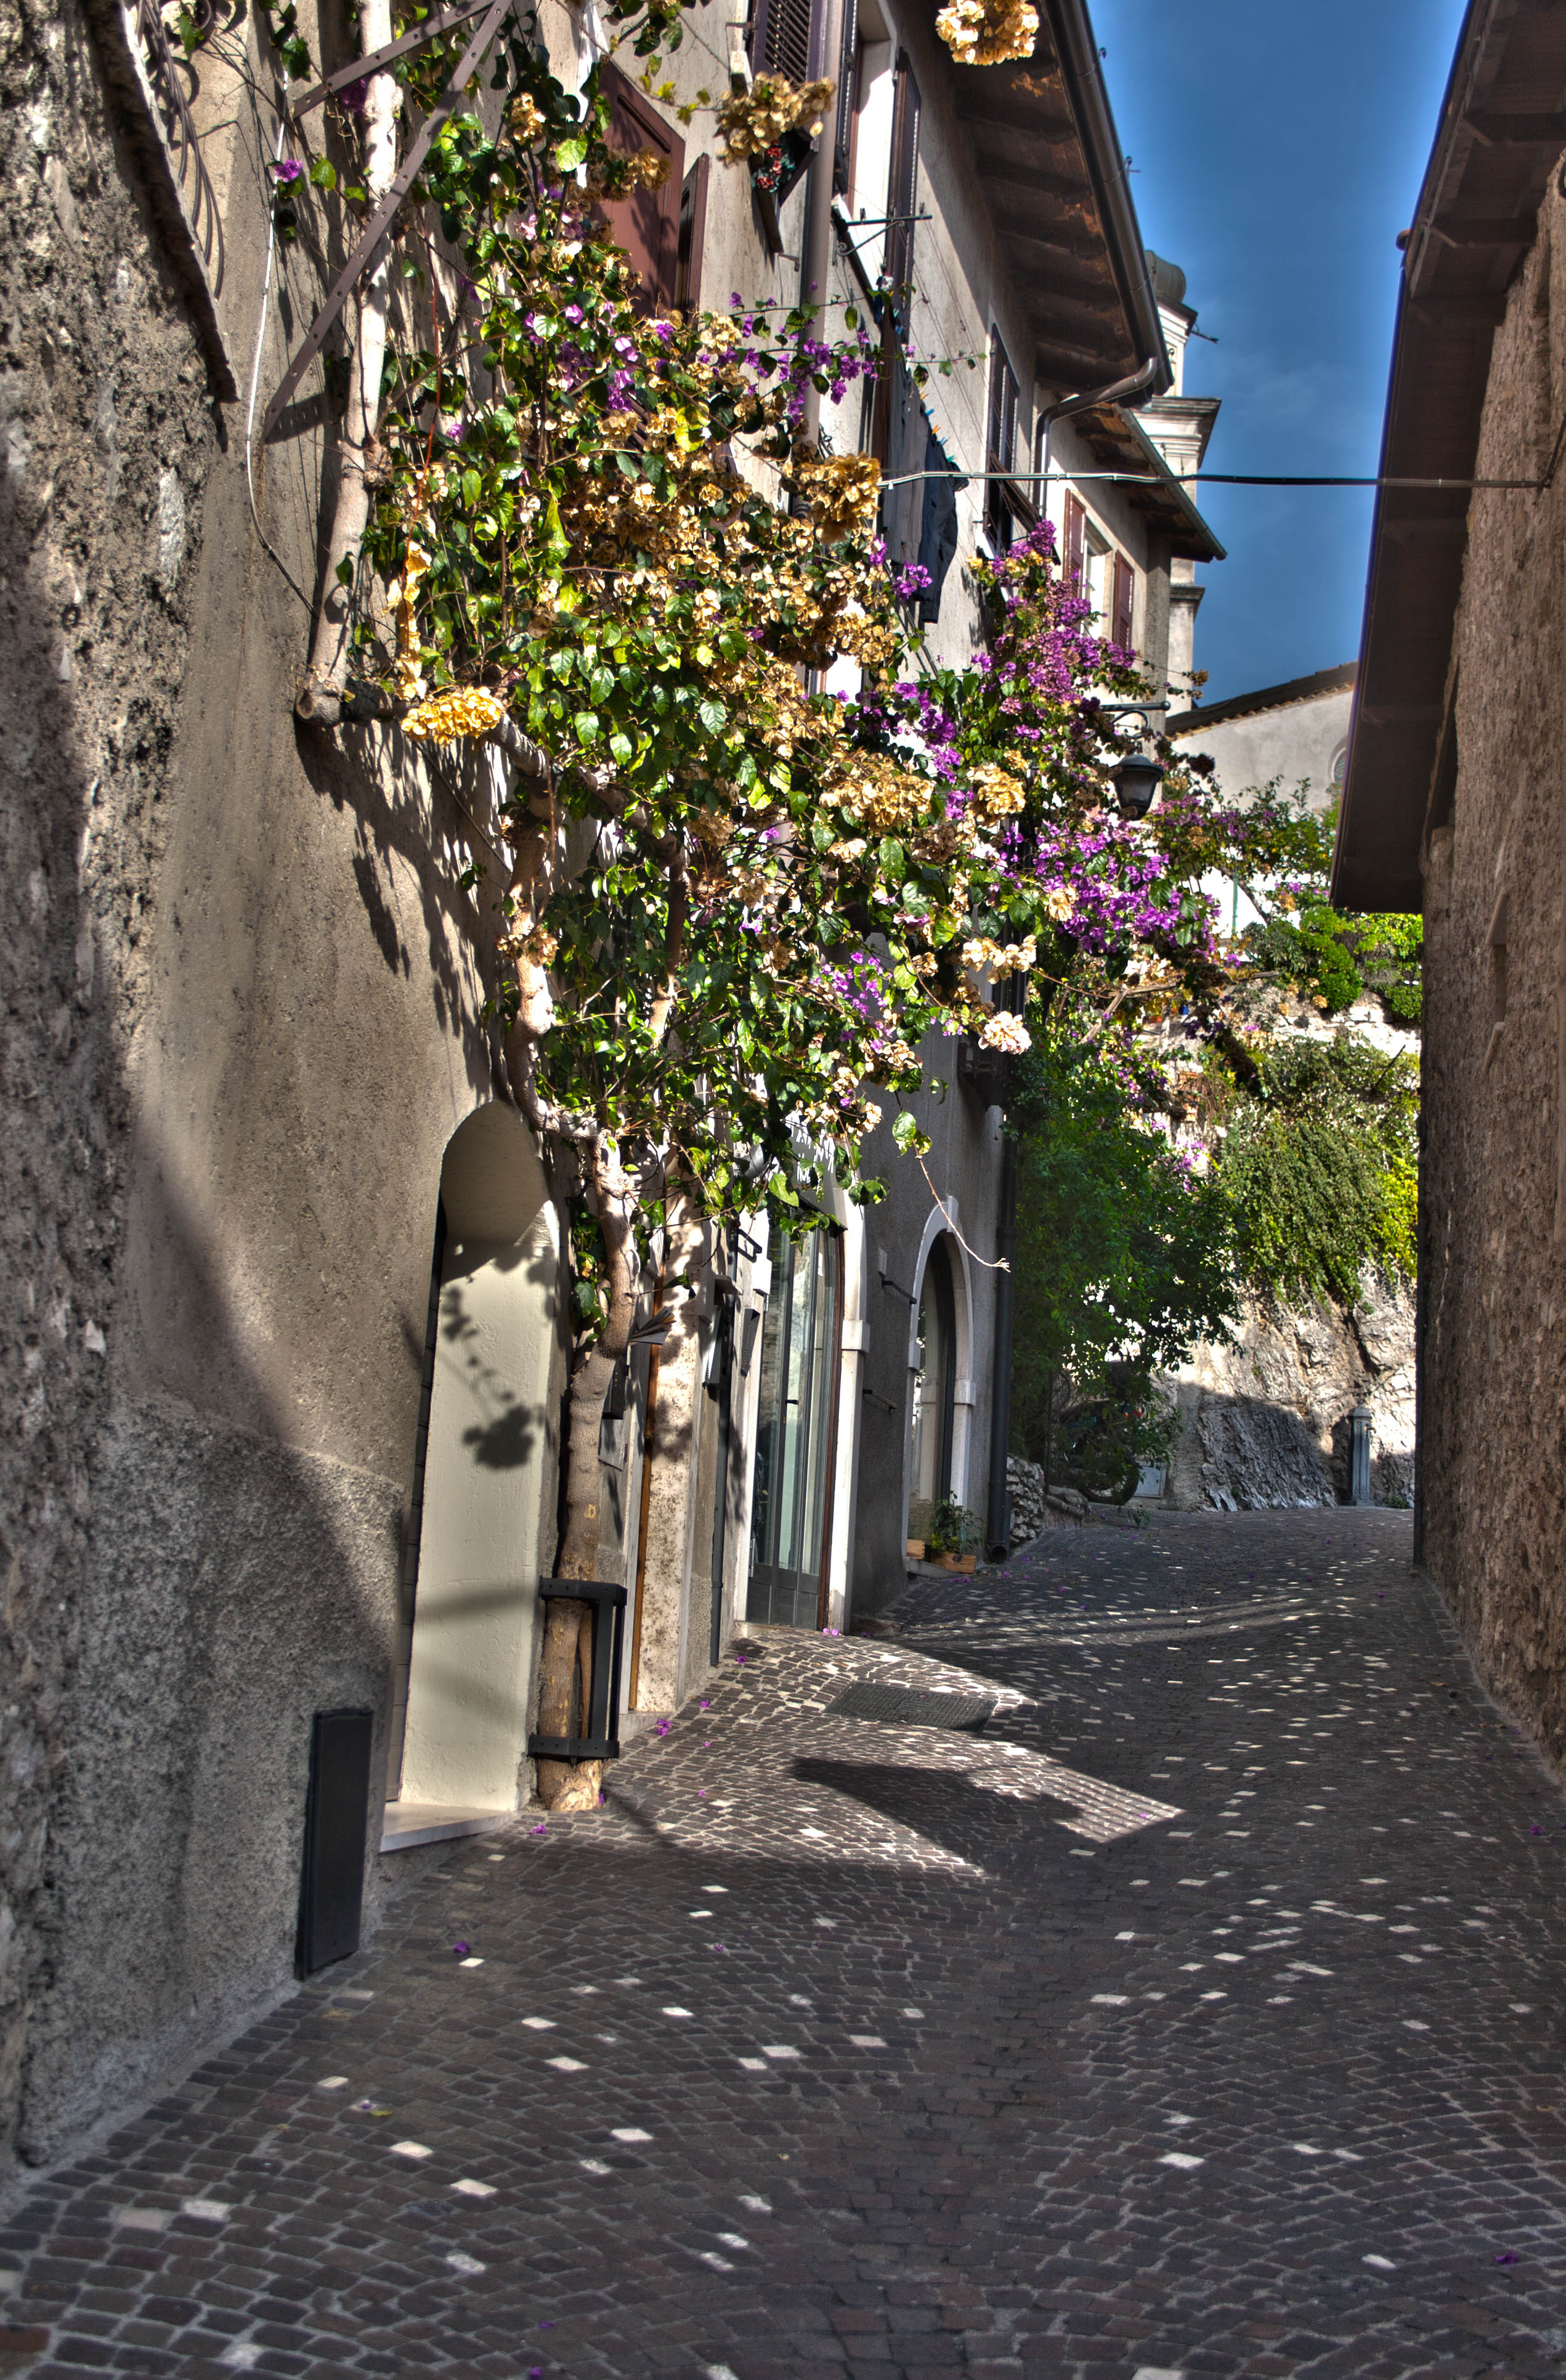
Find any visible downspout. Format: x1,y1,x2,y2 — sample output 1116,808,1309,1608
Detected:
1035,358,1162,524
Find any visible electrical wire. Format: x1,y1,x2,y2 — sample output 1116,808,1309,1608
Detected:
879,466,1547,492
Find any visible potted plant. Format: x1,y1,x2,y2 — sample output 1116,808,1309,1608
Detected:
927,1497,980,1572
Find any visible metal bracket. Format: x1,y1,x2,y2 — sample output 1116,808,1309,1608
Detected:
262,0,516,442
527,1578,628,1763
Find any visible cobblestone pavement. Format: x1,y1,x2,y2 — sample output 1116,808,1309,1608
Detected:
10,1509,1566,2379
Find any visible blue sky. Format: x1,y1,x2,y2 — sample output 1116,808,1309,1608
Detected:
1090,0,1469,704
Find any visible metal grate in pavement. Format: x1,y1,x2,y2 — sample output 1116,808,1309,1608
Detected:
827,1682,995,1731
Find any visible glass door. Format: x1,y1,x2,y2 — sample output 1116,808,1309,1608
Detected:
747,1225,842,1628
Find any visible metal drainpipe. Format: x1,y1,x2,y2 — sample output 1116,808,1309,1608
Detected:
1036,357,1163,515
792,0,845,455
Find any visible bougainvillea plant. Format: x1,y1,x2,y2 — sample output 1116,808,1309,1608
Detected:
269,0,1348,1800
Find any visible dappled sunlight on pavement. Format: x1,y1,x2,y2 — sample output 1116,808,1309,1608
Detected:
7,1509,1566,2378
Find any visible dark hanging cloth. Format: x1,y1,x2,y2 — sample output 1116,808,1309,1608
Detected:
916,421,965,626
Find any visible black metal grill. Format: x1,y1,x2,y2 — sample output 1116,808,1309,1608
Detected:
828,1682,994,1731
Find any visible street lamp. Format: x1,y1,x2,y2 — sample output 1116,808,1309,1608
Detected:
1097,701,1168,820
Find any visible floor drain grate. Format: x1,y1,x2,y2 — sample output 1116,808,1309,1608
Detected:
828,1682,995,1731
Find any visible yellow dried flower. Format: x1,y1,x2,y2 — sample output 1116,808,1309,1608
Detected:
715,75,835,163
508,93,545,143
790,451,882,537
935,0,1037,64
403,687,507,742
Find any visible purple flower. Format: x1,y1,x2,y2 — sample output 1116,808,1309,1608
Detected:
272,157,304,184
338,76,368,112
699,1700,711,1710
453,1941,471,1957
531,1822,546,1835
655,1719,671,1737
1496,2251,1519,2265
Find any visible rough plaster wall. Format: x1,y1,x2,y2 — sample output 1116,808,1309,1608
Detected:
1162,1278,1414,1513
1422,187,1566,1761
0,0,218,2178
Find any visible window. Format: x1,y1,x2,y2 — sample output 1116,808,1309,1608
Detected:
747,1224,842,1630
596,64,686,306
984,330,1019,549
750,0,816,82
1111,553,1135,652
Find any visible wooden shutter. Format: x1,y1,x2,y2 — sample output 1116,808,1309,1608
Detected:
1063,491,1087,589
1111,553,1135,650
675,155,709,314
832,0,859,197
750,0,815,81
984,330,1018,547
596,64,685,307
884,55,920,312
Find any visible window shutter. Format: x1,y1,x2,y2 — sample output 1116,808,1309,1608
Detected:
984,330,1019,547
750,0,816,82
1112,553,1136,650
1063,492,1087,588
596,64,686,307
675,155,710,313
885,55,921,313
832,0,859,197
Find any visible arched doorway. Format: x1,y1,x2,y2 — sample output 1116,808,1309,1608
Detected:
393,1103,559,1814
907,1235,957,1536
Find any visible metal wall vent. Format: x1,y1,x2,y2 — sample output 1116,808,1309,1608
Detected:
828,1682,994,1731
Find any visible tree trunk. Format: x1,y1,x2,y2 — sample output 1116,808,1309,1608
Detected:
534,1143,641,1811
295,0,400,727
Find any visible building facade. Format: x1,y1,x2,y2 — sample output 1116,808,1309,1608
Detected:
1,0,1174,2174
1333,0,1566,1757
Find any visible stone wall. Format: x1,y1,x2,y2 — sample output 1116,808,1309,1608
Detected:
1,0,219,2178
1418,174,1566,1766
1162,1277,1415,1513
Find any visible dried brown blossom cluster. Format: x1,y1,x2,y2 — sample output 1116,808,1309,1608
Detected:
790,451,882,537
715,75,834,161
935,0,1039,65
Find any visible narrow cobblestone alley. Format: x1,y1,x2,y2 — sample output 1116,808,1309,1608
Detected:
8,1510,1566,2380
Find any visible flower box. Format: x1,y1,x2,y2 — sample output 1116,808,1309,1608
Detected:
906,1538,926,1561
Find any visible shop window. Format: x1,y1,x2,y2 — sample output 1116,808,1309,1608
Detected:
747,1225,842,1630
907,1239,957,1537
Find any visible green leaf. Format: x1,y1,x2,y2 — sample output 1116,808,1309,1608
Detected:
309,158,338,190
877,836,906,883
461,468,482,507
554,134,588,169
335,556,355,587
697,696,728,734
574,710,600,744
